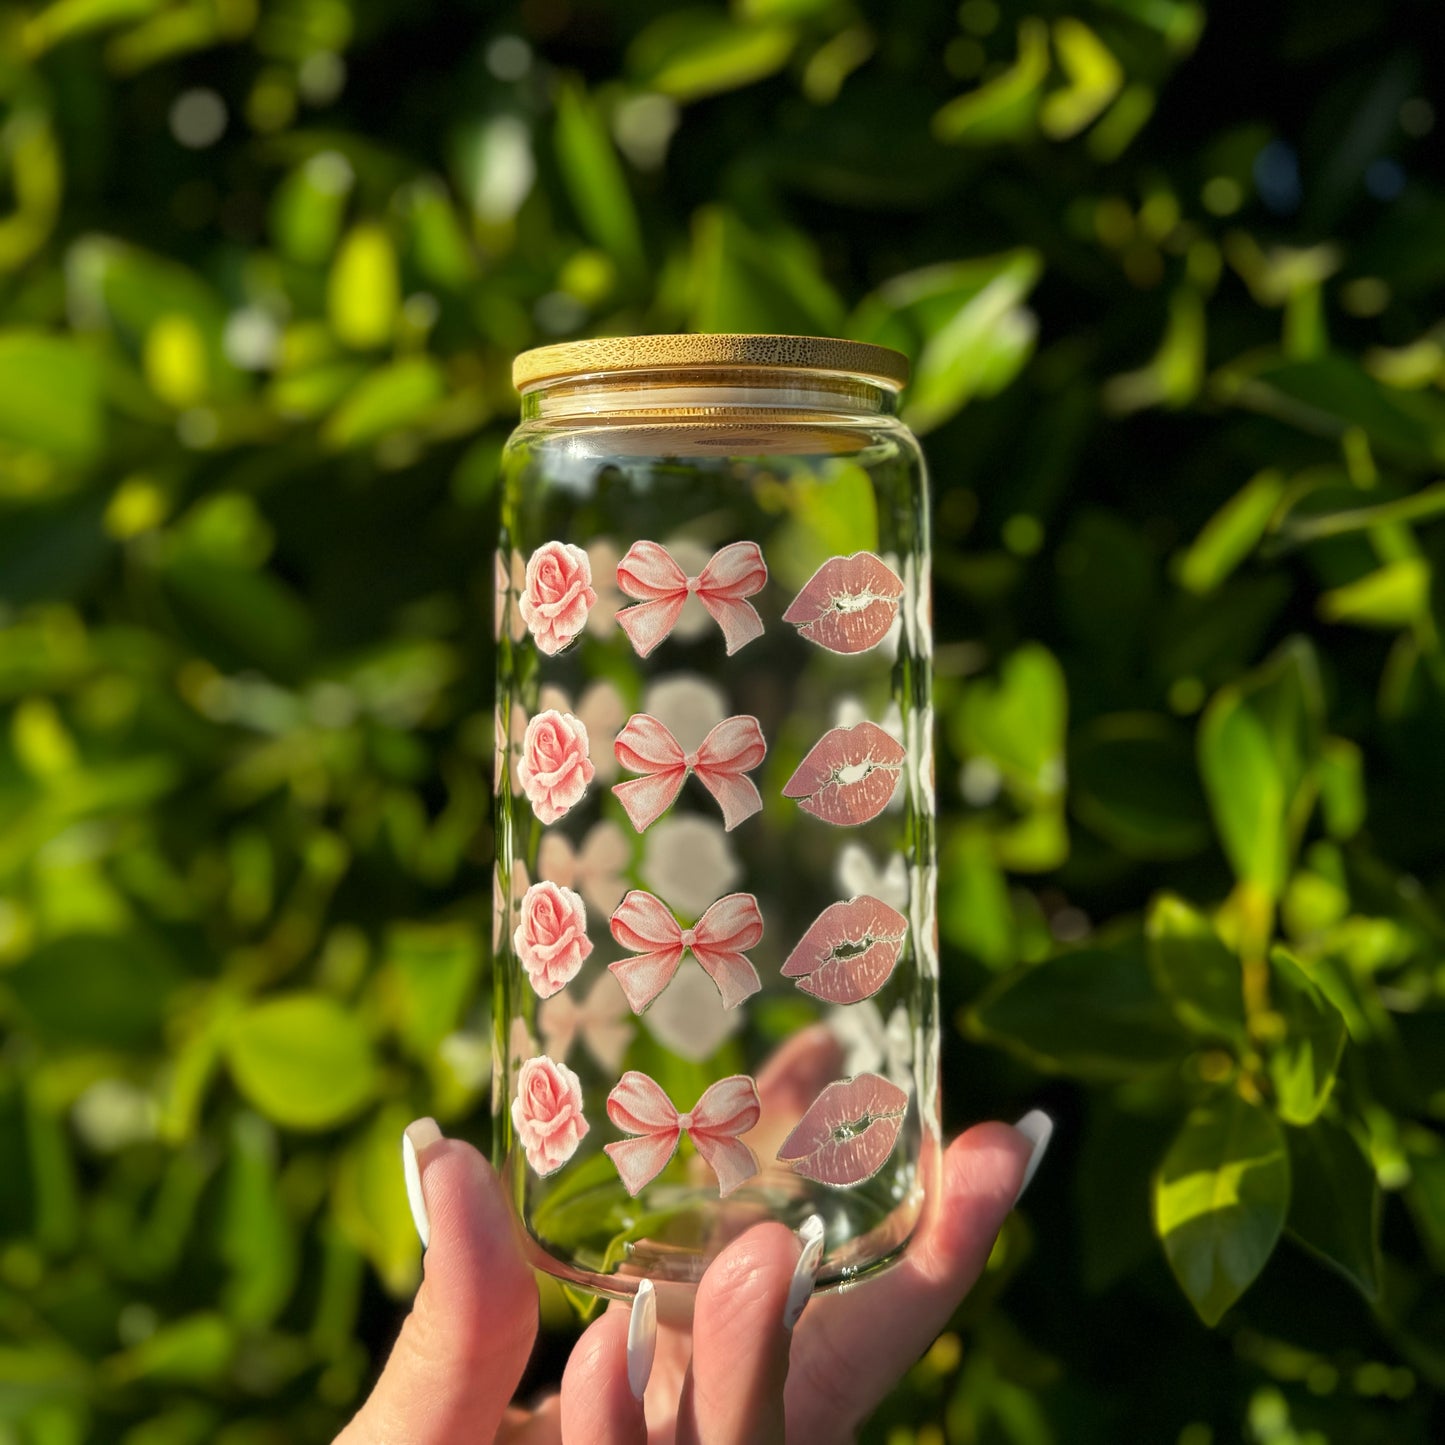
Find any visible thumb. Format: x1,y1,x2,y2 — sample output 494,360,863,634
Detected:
337,1119,539,1445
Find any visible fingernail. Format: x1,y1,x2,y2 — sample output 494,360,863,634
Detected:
1012,1109,1054,1204
783,1214,825,1330
401,1118,443,1248
627,1278,657,1402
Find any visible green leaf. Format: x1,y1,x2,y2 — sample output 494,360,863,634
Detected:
1214,352,1445,468
1271,479,1445,548
330,1103,420,1296
1071,713,1212,859
1146,893,1245,1041
851,252,1041,435
328,223,399,350
106,1312,234,1387
9,933,176,1050
1264,948,1347,1126
628,10,795,102
224,994,377,1131
690,206,844,335
1153,1093,1290,1326
1040,19,1123,140
554,82,644,276
271,152,355,266
1198,638,1323,898
22,0,159,55
380,922,482,1058
1317,736,1365,840
933,19,1048,145
1175,469,1287,595
1285,1116,1380,1301
322,357,446,449
939,824,1015,970
1104,286,1206,412
0,333,105,465
967,941,1192,1079
1317,558,1431,629
218,1113,298,1328
953,643,1066,808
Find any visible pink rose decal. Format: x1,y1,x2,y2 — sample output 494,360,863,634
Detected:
517,709,595,823
514,880,593,999
511,1054,589,1176
519,541,597,655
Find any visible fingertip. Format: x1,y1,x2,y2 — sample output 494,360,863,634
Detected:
402,1117,442,1248
561,1301,646,1444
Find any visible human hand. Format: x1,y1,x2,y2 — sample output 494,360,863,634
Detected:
336,1038,1051,1444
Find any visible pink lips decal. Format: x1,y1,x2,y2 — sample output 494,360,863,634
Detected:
781,896,909,1004
782,722,906,826
776,1073,910,1187
783,553,904,655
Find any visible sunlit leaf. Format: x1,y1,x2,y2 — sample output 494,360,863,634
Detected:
1198,638,1323,899
690,206,844,335
1317,558,1431,629
628,10,795,102
328,223,399,350
852,251,1041,434
554,81,644,277
0,333,105,465
1146,893,1245,1041
1175,470,1286,595
1154,1093,1289,1326
952,643,1066,808
225,994,377,1131
106,1312,234,1386
933,19,1048,145
1265,948,1346,1125
1040,19,1123,140
322,357,446,449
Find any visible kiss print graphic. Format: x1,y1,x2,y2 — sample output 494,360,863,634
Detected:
615,541,767,657
782,896,910,1004
604,1071,761,1197
613,713,767,833
783,553,905,655
782,722,906,826
776,1073,909,1187
608,889,763,1012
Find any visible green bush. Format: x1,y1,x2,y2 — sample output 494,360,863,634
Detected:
2,1,1444,1441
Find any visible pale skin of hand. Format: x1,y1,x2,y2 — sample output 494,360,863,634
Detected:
336,1029,1038,1445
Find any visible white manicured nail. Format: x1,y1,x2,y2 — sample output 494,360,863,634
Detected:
1013,1109,1054,1203
783,1214,825,1330
402,1118,442,1248
627,1279,657,1401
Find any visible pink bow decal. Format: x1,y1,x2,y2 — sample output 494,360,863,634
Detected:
615,541,767,657
608,889,763,1012
604,1071,762,1197
612,713,766,833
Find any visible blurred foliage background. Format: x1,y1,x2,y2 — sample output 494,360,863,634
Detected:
3,0,1445,1440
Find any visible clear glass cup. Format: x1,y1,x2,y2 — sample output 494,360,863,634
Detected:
494,334,935,1302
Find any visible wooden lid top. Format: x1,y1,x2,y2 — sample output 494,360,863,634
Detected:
512,333,910,391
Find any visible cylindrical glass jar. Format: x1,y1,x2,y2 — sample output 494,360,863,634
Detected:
494,334,935,1301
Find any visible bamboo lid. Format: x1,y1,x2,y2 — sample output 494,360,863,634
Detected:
512,333,910,391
